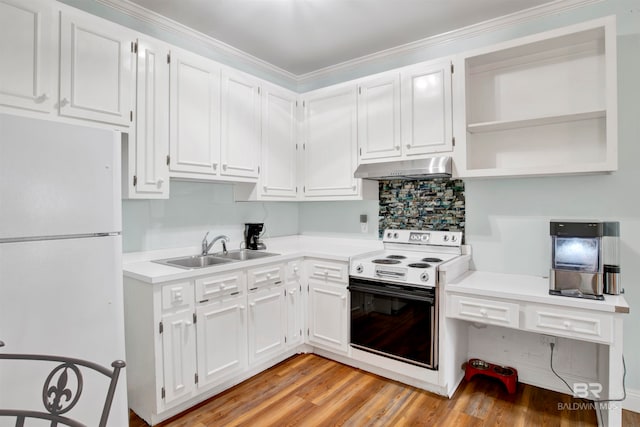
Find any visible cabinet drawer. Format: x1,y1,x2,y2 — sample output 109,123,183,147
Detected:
524,305,612,344
306,259,348,283
247,264,285,290
161,281,194,311
448,294,520,328
196,271,246,302
286,259,302,281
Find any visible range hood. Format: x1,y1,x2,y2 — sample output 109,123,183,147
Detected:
354,156,452,180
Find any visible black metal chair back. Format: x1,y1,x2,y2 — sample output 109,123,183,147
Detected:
0,341,125,427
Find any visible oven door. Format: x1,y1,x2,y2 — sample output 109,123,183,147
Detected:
348,277,437,369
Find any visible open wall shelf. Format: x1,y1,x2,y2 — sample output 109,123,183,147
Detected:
454,17,617,178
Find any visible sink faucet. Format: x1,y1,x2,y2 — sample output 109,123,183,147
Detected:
201,232,229,256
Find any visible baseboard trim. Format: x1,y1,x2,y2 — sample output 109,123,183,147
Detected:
623,388,640,414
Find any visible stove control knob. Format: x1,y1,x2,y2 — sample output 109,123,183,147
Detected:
451,235,457,242
387,232,392,238
355,264,364,274
420,272,430,282
421,234,429,242
393,232,399,239
443,235,449,242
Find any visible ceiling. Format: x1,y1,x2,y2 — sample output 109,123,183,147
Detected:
126,0,556,76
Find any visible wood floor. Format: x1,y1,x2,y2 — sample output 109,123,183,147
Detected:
130,353,640,427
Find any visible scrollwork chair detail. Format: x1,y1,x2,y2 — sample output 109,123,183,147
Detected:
0,340,125,427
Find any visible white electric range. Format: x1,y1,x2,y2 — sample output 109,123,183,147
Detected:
349,229,463,288
348,229,464,369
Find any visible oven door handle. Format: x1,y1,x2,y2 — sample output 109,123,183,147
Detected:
347,283,434,303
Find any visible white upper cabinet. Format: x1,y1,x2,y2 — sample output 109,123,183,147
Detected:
357,60,453,164
220,69,261,180
302,85,375,200
0,0,55,114
357,72,401,161
401,59,453,156
168,48,221,178
260,85,299,198
453,16,617,178
59,5,135,126
123,37,170,199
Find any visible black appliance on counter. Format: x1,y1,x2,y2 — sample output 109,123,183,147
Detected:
244,223,266,250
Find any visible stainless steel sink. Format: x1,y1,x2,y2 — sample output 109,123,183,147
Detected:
213,249,279,261
152,250,279,269
153,254,233,269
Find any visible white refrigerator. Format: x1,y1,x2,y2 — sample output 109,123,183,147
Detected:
0,113,128,426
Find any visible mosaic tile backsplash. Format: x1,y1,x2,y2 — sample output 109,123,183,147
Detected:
378,179,465,239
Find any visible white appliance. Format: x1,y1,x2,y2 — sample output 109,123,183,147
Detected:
348,229,463,369
0,113,128,426
349,229,463,287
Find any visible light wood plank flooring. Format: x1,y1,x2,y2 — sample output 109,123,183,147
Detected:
130,353,639,426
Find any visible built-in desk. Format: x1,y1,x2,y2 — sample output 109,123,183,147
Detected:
445,271,629,427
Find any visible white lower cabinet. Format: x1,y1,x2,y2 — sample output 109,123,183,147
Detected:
124,260,307,425
248,286,286,365
196,294,247,387
285,260,304,348
307,278,349,353
161,309,197,405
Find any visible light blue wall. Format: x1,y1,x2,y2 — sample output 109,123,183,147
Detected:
298,201,380,240
122,181,298,252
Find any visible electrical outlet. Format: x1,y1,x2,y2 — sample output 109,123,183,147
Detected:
541,335,557,346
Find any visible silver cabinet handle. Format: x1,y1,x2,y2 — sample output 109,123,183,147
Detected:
406,144,411,149
395,145,401,150
212,163,217,170
156,178,165,187
222,164,227,171
59,98,69,107
36,94,49,103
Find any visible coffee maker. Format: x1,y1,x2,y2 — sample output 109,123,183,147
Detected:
549,221,621,300
244,223,266,250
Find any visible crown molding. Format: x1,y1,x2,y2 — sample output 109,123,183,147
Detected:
93,0,298,82
95,0,602,89
296,0,604,85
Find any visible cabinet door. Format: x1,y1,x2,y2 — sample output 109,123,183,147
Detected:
220,69,261,179
302,86,359,198
0,0,54,113
401,60,453,155
196,296,247,388
357,73,401,161
169,49,220,176
248,287,286,365
125,37,170,199
59,7,134,126
161,310,197,405
307,279,348,353
286,280,304,347
260,86,298,199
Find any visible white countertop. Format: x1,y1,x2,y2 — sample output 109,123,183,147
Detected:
123,235,383,284
446,270,629,314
